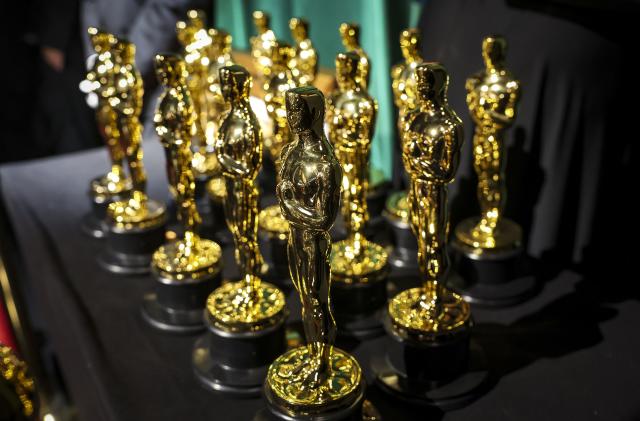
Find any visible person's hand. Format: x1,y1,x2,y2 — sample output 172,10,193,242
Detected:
41,46,65,72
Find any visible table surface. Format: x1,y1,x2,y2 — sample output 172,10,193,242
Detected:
1,141,639,421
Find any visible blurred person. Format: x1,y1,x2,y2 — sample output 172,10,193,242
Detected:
34,0,100,156
30,0,210,159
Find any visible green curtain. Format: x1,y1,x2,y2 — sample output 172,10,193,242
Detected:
214,0,423,183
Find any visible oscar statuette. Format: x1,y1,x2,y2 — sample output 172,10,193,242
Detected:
384,28,424,271
141,54,222,333
373,63,488,409
257,40,297,281
339,22,389,237
450,35,536,306
97,38,167,275
288,18,318,86
258,87,376,421
327,52,389,339
176,10,231,242
204,27,236,241
0,343,35,420
80,28,132,238
250,10,276,85
193,65,287,396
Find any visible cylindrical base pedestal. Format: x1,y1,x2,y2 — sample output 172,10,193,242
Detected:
383,191,418,271
258,378,366,421
364,181,391,238
332,273,388,340
373,314,489,410
450,239,537,307
82,177,131,239
385,215,417,271
141,270,221,334
193,309,287,397
258,205,291,286
258,234,290,286
98,216,167,275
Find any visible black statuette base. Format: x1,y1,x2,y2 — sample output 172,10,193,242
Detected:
98,220,166,275
259,235,291,288
257,378,366,421
384,212,418,272
83,175,131,239
332,277,388,340
450,241,538,307
141,270,221,334
373,316,489,410
193,310,287,397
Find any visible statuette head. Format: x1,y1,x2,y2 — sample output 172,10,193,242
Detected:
154,54,187,86
220,64,251,101
289,18,309,42
482,35,507,70
339,22,360,50
416,62,448,103
400,28,421,61
285,86,325,134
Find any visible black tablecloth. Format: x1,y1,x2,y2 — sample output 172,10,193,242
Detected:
1,142,639,420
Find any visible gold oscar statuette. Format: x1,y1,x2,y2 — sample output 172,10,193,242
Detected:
376,65,489,406
389,62,471,341
385,28,425,249
391,28,424,115
205,26,235,206
96,37,167,275
250,10,276,83
106,39,165,234
326,52,389,336
264,87,365,418
0,343,35,418
258,40,297,243
151,54,222,283
80,28,132,238
93,37,166,274
207,27,234,138
192,65,288,396
455,35,522,252
84,28,130,197
289,18,318,86
176,10,222,178
205,64,286,332
339,22,369,89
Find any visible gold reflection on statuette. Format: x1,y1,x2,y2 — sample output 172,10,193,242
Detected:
289,18,318,86
387,28,425,225
267,86,362,408
391,28,424,117
455,35,522,252
105,39,164,230
389,63,470,337
152,54,222,280
258,40,297,238
339,23,370,89
176,10,223,177
0,344,35,417
206,64,285,331
250,10,276,82
327,52,388,283
84,28,132,198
